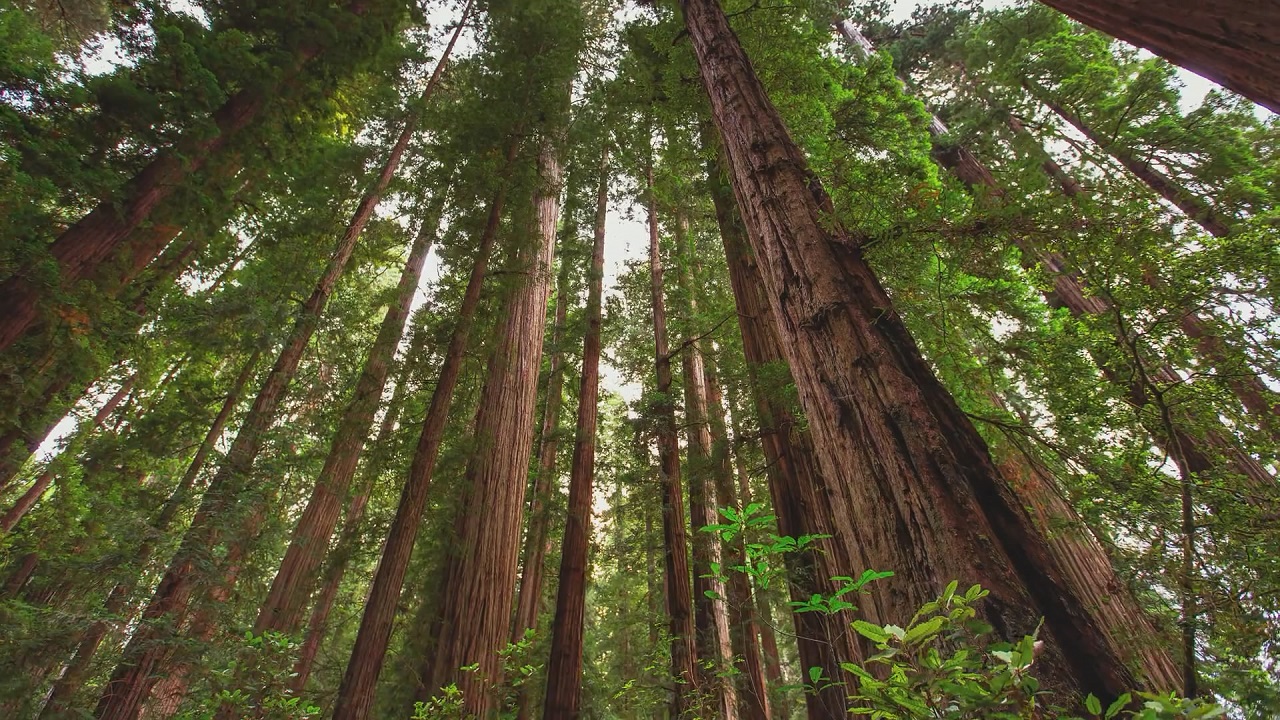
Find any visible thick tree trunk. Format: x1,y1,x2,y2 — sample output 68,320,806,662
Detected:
1036,0,1280,113
289,325,423,694
93,125,386,718
331,140,516,720
422,135,561,718
703,361,771,720
542,145,609,720
645,163,701,715
38,354,261,720
252,197,441,640
683,0,1163,706
708,145,862,720
0,1,375,354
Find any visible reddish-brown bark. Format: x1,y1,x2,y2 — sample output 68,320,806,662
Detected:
0,1,377,354
683,0,1162,706
253,199,440,640
93,134,383,718
422,136,561,717
332,139,518,720
542,145,609,719
1036,0,1280,113
645,162,701,714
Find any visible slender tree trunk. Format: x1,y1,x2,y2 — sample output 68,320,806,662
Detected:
683,0,1164,705
38,354,262,720
542,144,609,720
332,137,519,720
0,1,374,354
645,162,701,715
422,135,562,718
703,361,770,720
252,197,442,639
1035,0,1280,113
289,325,423,695
93,121,390,718
754,594,789,718
707,144,862,720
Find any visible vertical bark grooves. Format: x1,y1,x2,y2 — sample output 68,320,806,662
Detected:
332,139,517,720
683,0,1156,706
94,121,382,717
423,135,561,718
253,195,442,639
542,144,608,719
38,353,261,720
1035,0,1280,113
703,362,770,720
646,162,701,714
708,144,861,720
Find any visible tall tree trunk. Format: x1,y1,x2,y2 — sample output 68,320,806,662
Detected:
1035,0,1280,113
707,145,862,720
0,1,376,355
252,196,442,639
703,360,771,720
645,162,702,716
93,113,392,717
542,144,609,720
331,137,517,720
511,241,574,647
38,353,262,720
682,0,1164,705
672,212,736,719
289,323,425,694
422,135,562,718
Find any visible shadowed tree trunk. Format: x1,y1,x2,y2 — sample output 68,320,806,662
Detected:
682,0,1173,706
646,161,701,716
421,134,562,718
542,144,608,720
1036,0,1280,113
331,139,517,720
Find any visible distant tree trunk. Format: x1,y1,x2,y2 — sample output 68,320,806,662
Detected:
754,594,789,717
1036,0,1280,113
94,115,391,717
2,373,135,532
252,197,441,640
38,353,261,720
422,135,561,718
542,144,609,720
683,0,1167,706
703,360,770,720
0,1,375,354
331,139,516,720
645,162,701,716
289,324,425,694
707,144,861,720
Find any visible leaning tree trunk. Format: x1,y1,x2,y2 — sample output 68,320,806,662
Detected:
38,353,261,720
707,145,863,720
93,111,394,718
682,0,1169,706
0,1,376,355
1035,0,1280,113
542,144,609,720
252,196,442,639
422,134,562,718
645,162,701,716
331,139,517,720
